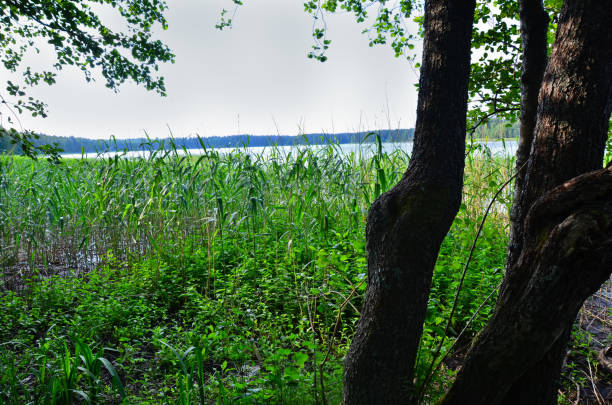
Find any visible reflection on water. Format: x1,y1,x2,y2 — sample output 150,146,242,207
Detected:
61,140,518,160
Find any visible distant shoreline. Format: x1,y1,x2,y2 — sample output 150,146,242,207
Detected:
44,129,417,155
2,119,520,155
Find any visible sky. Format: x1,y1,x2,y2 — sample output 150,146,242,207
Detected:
7,0,420,140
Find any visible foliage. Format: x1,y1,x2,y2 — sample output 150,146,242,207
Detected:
0,0,174,157
605,120,612,167
0,127,62,162
305,0,419,62
467,1,522,129
0,144,512,402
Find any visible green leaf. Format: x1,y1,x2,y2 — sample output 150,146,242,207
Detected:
99,357,127,399
294,352,309,369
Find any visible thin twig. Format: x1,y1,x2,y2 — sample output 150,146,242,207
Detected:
467,107,520,140
316,278,365,405
305,293,320,405
421,279,502,397
587,358,604,405
320,279,365,368
327,289,361,316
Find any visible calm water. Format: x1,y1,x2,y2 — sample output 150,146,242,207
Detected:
61,140,518,160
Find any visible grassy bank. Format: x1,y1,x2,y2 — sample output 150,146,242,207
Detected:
0,144,513,403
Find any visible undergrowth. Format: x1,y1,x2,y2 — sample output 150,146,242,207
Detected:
0,142,513,403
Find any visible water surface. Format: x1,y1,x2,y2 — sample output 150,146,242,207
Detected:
61,140,518,160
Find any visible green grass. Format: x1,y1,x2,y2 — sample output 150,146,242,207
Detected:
0,142,512,403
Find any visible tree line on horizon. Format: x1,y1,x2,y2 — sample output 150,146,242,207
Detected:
0,120,518,155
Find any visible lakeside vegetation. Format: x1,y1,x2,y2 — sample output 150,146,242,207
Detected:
0,142,515,403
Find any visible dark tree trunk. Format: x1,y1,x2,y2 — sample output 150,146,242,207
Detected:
501,1,612,403
499,3,552,403
444,1,612,404
506,0,549,276
443,167,612,405
341,1,476,403
505,0,612,289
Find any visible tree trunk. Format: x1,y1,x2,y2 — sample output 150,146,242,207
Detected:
499,4,552,402
443,167,612,405
506,0,549,277
505,0,612,289
341,1,476,403
444,1,612,403
501,0,612,402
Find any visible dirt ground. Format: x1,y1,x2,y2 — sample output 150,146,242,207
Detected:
561,280,612,404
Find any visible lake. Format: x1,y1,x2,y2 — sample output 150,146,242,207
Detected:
61,140,518,159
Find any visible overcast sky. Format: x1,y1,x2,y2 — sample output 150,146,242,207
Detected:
9,0,420,140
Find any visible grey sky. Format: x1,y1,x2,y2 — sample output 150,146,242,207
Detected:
13,0,420,140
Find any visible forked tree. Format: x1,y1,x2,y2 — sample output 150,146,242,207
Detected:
343,0,612,403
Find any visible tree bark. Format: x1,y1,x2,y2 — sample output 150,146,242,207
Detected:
506,0,549,277
445,1,612,403
443,167,612,405
505,0,612,288
500,1,612,403
500,3,552,403
342,1,476,403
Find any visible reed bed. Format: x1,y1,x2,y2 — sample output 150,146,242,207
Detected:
0,142,513,403
1,143,408,280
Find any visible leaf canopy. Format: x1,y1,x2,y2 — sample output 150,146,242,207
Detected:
0,0,174,158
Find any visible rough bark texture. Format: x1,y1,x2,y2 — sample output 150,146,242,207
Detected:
444,1,612,404
499,3,551,403
506,0,549,275
499,1,612,403
341,1,476,403
443,167,612,405
506,0,612,278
